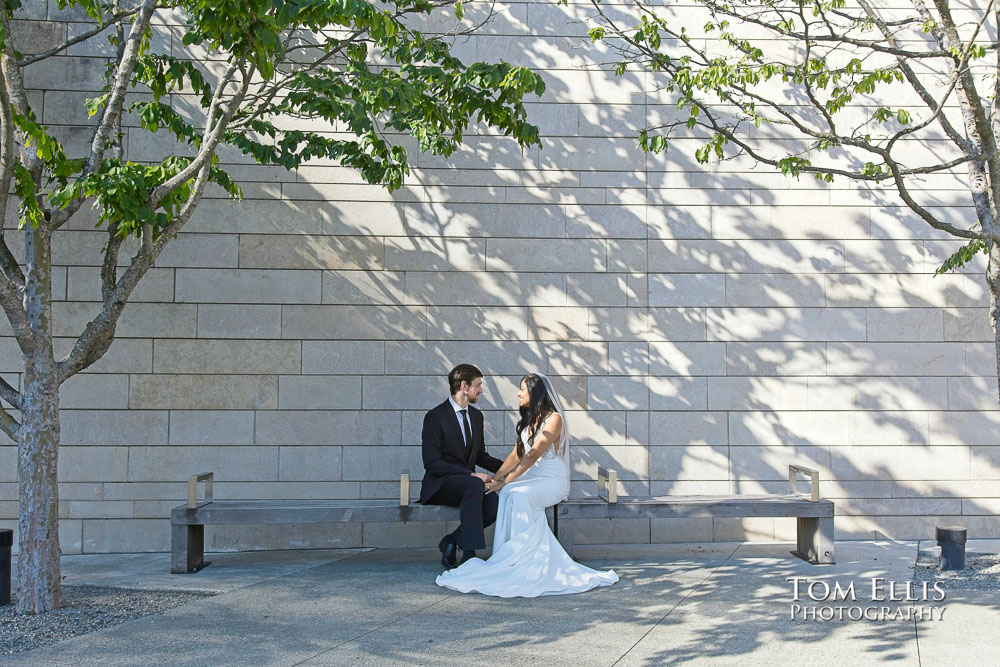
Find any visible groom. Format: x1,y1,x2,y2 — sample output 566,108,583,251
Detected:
420,363,504,569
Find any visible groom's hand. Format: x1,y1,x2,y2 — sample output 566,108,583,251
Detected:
471,472,493,483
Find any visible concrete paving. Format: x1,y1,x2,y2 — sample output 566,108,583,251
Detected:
6,539,998,666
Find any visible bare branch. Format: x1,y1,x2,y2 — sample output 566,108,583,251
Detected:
0,400,20,442
0,375,21,411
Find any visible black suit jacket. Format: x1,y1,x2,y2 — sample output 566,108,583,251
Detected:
420,399,503,503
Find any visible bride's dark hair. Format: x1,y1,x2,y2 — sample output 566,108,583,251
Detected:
515,374,558,458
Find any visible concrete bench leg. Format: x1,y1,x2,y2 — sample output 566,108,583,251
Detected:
171,524,207,573
555,514,575,560
792,516,835,564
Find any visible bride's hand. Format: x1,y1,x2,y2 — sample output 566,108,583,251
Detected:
485,479,506,494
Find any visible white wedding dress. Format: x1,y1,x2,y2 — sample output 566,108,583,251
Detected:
436,422,619,598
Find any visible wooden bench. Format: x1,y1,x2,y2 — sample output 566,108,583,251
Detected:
170,465,834,573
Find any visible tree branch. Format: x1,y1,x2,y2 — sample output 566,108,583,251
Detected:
0,400,20,442
0,375,21,411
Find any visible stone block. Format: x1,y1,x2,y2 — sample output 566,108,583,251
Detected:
648,239,745,273
649,377,708,411
607,240,647,273
545,342,607,375
278,446,343,481
807,376,949,411
706,307,866,341
424,306,528,340
729,411,849,447
770,206,870,239
558,410,625,449
649,444,729,480
361,376,443,410
647,205,713,239
82,519,170,554
169,410,255,445
130,374,277,410
529,307,589,340
830,446,970,481
649,412,728,447
53,302,197,339
277,376,361,410
405,270,564,307
742,239,844,273
59,447,128,483
487,238,606,272
282,304,425,340
207,523,363,551
54,337,153,375
101,482,186,501
384,237,486,271
565,205,646,239
726,342,826,376
154,340,300,374
213,482,360,500
648,341,727,376
944,308,994,342
731,445,831,481
647,307,707,341
256,410,401,446
572,518,649,545
198,305,281,339
59,374,129,409
301,341,384,376
571,445,648,480
67,266,175,302
341,446,423,481
587,307,649,341
404,202,563,238
64,501,135,520
385,340,545,375
826,342,966,376
824,274,987,308
61,410,168,446
931,411,1000,446
566,273,628,307
154,233,239,268
651,518,715,543
126,446,279,482
866,308,943,342
587,376,648,410
707,377,809,411
948,376,1000,411
238,234,383,270
362,521,459,549
22,53,105,90
711,205,772,240
648,273,726,307
609,342,648,375
713,518,776,542
725,273,826,307
321,270,407,305
175,268,321,303
844,239,923,273
966,343,995,374
185,199,325,235
850,411,929,446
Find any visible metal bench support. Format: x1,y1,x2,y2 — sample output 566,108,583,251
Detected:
793,516,835,564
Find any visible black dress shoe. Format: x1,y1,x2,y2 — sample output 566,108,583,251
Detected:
459,549,477,565
441,541,458,569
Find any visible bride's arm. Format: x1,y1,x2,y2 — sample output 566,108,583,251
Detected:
492,446,520,481
486,414,562,493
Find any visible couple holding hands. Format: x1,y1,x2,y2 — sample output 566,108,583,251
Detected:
420,364,618,598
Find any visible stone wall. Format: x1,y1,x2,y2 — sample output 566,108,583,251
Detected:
1,0,998,553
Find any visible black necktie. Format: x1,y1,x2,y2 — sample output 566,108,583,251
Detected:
460,409,473,454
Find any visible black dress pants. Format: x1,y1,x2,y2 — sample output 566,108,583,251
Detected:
425,474,500,551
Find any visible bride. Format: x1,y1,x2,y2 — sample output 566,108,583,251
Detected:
435,373,618,597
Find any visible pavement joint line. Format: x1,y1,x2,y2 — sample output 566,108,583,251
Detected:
609,541,744,666
289,549,461,666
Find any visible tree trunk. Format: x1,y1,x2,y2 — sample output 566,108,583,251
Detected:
16,219,61,614
16,372,61,613
991,243,1000,402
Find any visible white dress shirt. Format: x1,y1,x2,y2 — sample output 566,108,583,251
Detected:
448,396,473,447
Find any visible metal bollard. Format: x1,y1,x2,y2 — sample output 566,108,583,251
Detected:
936,525,967,571
0,528,11,606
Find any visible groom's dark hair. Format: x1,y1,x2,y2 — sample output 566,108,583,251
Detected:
449,363,483,395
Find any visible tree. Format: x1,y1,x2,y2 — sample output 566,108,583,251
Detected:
1,0,543,613
584,0,1000,394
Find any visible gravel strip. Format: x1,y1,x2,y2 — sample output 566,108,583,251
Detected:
913,549,1000,591
1,585,213,656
